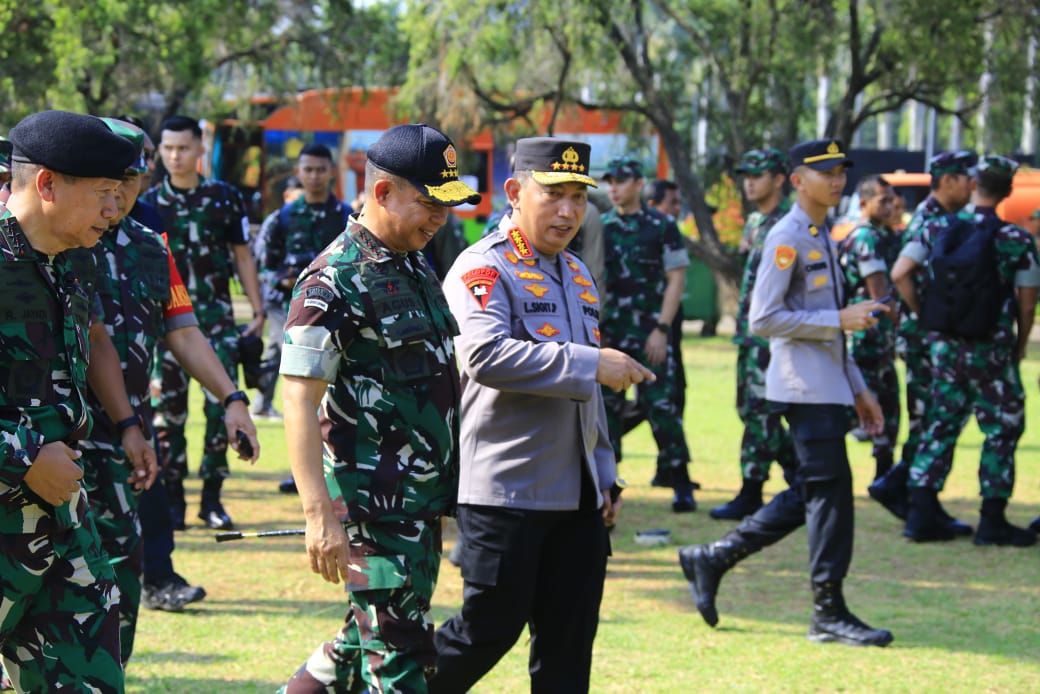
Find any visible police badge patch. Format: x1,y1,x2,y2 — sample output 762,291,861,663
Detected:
461,267,500,310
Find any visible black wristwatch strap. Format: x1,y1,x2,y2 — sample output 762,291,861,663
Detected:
655,322,671,335
116,414,144,434
223,390,250,409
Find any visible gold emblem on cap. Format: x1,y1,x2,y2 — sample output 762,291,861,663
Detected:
827,141,839,154
444,144,457,168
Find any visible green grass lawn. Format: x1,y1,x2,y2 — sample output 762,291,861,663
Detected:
125,335,1040,693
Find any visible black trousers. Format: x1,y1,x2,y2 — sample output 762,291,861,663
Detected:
732,403,854,583
430,494,609,694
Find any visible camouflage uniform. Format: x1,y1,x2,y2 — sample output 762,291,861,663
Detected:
278,220,459,693
908,207,1040,497
839,221,902,469
140,178,250,488
79,218,196,664
733,197,796,482
253,194,350,410
599,203,690,478
896,195,948,467
0,210,123,693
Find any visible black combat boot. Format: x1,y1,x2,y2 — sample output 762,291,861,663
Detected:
671,465,696,513
198,477,233,530
903,487,955,542
166,478,187,531
974,498,1037,547
677,533,754,627
933,498,973,537
807,581,893,647
709,479,764,520
867,460,909,520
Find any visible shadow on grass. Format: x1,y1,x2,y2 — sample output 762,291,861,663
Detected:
126,676,283,693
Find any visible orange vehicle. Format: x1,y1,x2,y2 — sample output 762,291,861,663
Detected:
880,169,1040,226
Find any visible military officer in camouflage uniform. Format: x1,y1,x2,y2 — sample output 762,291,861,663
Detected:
141,115,266,531
837,175,900,481
712,148,797,520
868,151,975,528
894,156,1040,546
680,140,894,648
253,144,352,421
431,137,642,694
600,157,694,512
0,110,136,693
78,119,260,664
277,124,479,694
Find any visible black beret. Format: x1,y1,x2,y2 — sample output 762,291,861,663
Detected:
368,123,481,207
513,137,597,187
9,110,137,180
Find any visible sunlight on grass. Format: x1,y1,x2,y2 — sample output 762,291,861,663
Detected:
126,334,1040,693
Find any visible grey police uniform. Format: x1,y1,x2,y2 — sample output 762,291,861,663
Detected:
447,218,615,507
717,200,866,585
431,217,615,693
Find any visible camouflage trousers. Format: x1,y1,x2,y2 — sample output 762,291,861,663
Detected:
280,520,442,694
851,351,901,462
898,336,931,467
602,347,689,472
735,343,797,482
154,330,239,482
0,510,123,693
81,448,143,666
909,341,1024,499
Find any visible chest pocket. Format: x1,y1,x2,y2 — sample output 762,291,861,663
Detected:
136,242,171,303
521,317,571,343
0,263,58,406
361,261,436,382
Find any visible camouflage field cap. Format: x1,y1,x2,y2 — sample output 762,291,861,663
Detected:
513,137,597,187
975,154,1018,180
928,150,977,177
100,118,149,174
0,137,11,174
602,156,644,182
736,148,787,175
367,123,481,207
788,139,854,171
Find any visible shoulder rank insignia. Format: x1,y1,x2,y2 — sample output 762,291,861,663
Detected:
508,227,534,258
461,267,500,310
523,283,549,298
535,322,561,338
578,289,598,304
774,245,796,270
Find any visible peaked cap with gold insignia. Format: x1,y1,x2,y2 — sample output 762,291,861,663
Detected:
367,123,481,206
513,137,597,187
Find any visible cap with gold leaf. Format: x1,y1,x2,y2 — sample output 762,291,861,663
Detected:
788,139,854,171
367,123,481,207
513,137,597,187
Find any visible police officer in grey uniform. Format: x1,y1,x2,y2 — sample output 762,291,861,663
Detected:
679,139,894,648
430,137,652,694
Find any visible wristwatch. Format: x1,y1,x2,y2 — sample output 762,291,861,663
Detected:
654,322,671,335
223,390,250,409
115,413,146,435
